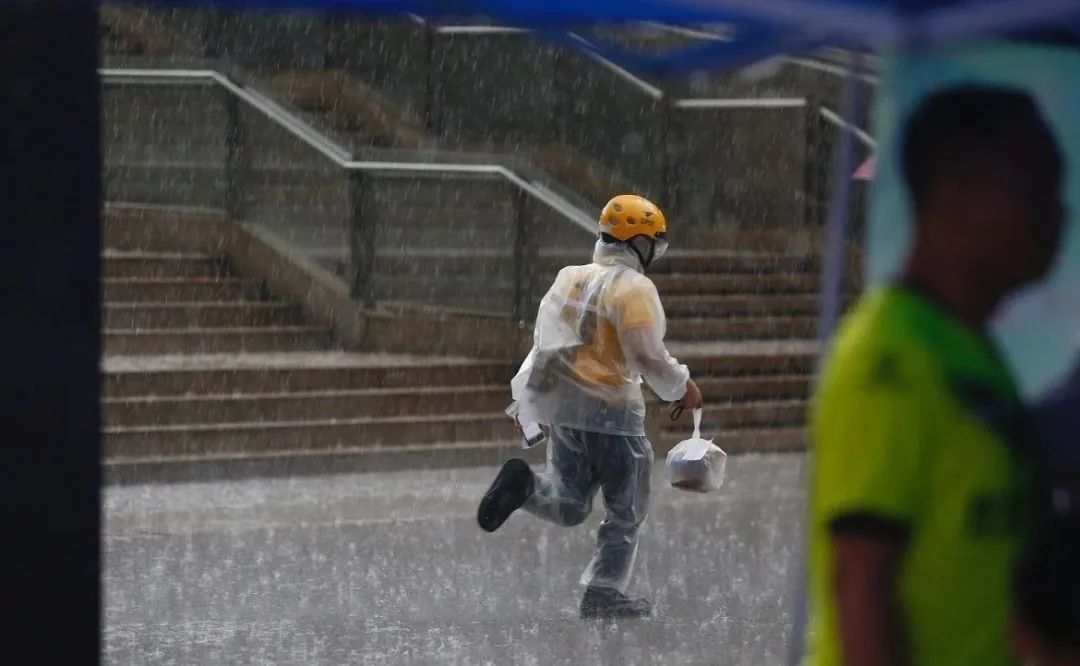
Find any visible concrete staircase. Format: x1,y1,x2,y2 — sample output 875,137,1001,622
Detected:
101,218,525,482
103,251,331,355
103,353,522,482
96,11,859,479
99,206,827,483
653,252,826,343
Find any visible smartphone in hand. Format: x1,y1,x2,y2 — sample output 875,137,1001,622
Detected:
521,421,547,448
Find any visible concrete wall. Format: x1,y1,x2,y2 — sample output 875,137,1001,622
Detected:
326,20,430,126
432,34,560,145
670,105,810,229
554,50,668,203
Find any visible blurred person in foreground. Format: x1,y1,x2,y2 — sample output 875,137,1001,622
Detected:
804,86,1065,665
476,194,702,619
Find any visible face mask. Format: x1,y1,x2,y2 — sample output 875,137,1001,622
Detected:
629,235,669,268
652,238,670,262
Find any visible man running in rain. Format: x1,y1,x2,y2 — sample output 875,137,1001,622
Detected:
477,194,703,619
805,87,1065,665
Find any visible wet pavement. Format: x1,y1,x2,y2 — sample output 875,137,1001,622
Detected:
105,453,805,665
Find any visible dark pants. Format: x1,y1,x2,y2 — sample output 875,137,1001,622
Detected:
524,426,653,591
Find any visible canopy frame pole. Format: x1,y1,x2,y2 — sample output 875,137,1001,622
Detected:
816,63,863,346
787,61,865,666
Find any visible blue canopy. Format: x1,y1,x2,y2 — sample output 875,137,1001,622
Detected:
177,0,1080,71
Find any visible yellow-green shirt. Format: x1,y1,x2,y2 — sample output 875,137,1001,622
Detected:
805,286,1030,666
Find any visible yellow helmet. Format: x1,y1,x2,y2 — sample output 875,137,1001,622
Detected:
599,194,668,242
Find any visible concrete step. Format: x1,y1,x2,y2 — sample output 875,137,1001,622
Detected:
368,175,516,210
371,271,515,312
103,326,332,355
658,426,805,455
103,302,302,329
668,316,817,341
692,374,811,402
376,255,816,280
104,384,510,427
259,216,529,255
649,252,820,275
102,163,225,210
104,411,516,458
372,274,515,300
664,400,806,431
375,223,516,252
372,251,514,277
674,346,816,376
101,251,224,279
104,439,545,485
366,251,816,281
664,294,821,318
105,368,812,426
707,399,806,428
653,273,820,295
376,294,513,315
103,358,519,398
302,248,524,282
103,278,264,303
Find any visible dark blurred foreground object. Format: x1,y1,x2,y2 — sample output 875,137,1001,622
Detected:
0,1,101,663
1014,521,1080,665
1013,361,1080,665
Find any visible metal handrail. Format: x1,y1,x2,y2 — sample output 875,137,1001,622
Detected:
783,56,880,84
417,24,875,105
434,26,529,35
819,105,877,148
674,97,806,109
564,32,666,100
99,67,596,234
644,22,733,41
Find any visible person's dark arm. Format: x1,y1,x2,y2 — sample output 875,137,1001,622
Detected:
831,523,909,666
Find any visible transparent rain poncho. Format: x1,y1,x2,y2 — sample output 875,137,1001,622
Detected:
510,239,690,436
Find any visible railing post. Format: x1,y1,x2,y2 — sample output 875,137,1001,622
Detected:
422,25,438,135
511,187,535,322
660,100,674,214
348,170,376,307
223,90,246,221
204,8,233,60
802,96,816,228
802,96,828,228
321,11,334,71
552,50,567,146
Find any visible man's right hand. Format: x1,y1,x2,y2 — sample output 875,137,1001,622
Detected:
679,379,703,411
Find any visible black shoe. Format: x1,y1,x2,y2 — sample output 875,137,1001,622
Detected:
580,586,652,619
477,458,535,533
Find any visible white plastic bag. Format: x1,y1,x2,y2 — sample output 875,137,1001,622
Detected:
665,409,727,493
